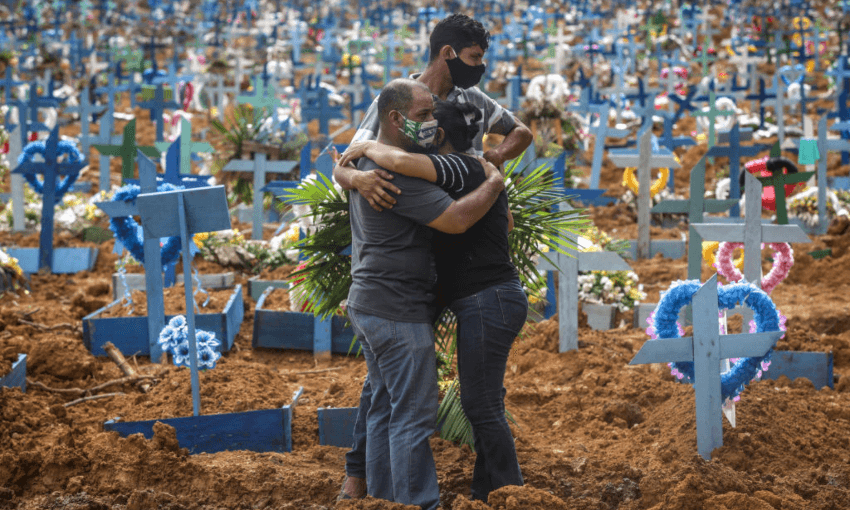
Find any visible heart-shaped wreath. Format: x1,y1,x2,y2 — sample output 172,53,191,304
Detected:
109,183,184,266
646,280,781,402
716,242,794,295
17,139,84,203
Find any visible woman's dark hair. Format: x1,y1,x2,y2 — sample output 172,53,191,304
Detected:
429,14,490,62
433,100,481,153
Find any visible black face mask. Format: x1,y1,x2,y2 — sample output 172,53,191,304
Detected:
446,57,486,89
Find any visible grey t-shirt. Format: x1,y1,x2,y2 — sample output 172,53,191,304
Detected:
347,157,455,323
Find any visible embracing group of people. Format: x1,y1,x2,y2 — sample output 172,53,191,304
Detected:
331,14,535,510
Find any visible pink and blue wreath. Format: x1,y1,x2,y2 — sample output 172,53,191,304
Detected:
109,183,184,267
17,139,84,203
647,280,781,402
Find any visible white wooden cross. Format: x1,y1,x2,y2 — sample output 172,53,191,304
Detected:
7,125,25,231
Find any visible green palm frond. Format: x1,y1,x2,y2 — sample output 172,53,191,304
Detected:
437,379,473,447
282,173,352,319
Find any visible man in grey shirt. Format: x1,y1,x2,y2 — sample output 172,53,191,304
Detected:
345,78,504,510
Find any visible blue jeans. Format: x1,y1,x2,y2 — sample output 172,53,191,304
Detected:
453,279,526,501
345,280,526,502
346,308,440,510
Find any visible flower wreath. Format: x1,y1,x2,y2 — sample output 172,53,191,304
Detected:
646,280,781,402
109,183,184,266
702,241,743,272
716,242,793,295
622,166,670,198
17,139,84,203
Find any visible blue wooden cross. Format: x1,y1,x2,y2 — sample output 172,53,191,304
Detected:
745,77,777,129
138,173,229,417
12,126,87,271
96,152,167,362
298,77,345,137
707,124,771,217
138,82,181,142
585,102,630,190
609,130,681,258
103,160,232,416
224,153,298,240
154,118,214,175
651,155,739,280
629,274,783,460
64,86,106,157
536,204,632,352
657,112,695,190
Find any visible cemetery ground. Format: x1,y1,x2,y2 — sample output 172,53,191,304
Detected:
2,183,850,509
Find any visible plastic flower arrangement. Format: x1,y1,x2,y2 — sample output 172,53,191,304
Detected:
158,315,221,369
576,227,645,312
787,188,842,228
0,186,42,231
0,247,26,293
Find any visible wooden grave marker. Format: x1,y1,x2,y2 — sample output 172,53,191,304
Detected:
93,118,159,183
629,275,783,460
608,129,681,259
9,126,97,273
651,155,739,280
536,204,632,352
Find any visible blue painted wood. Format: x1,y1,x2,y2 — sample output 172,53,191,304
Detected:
252,288,359,355
762,351,834,390
135,186,230,238
0,354,27,393
81,285,244,357
317,407,358,447
247,276,290,301
6,247,98,274
103,389,303,454
12,126,88,272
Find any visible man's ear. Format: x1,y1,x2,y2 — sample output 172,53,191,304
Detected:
441,44,456,60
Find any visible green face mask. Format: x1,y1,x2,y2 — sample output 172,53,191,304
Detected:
397,113,439,148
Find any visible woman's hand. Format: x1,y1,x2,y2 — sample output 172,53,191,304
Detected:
337,141,375,168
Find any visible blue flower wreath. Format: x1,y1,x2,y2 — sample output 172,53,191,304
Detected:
651,280,780,402
109,183,184,266
17,139,85,203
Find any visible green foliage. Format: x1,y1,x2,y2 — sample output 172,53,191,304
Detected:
282,174,352,319
210,104,267,160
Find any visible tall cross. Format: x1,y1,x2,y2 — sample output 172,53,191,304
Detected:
223,153,298,240
651,155,739,280
707,124,771,217
12,127,87,271
629,274,783,460
585,102,630,189
96,152,167,362
93,119,160,182
609,129,681,258
693,90,730,151
536,207,632,352
657,112,696,190
745,77,777,129
154,118,214,175
64,86,106,157
138,83,181,142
